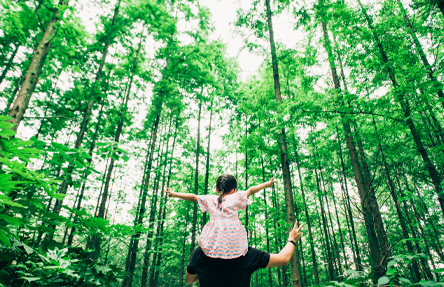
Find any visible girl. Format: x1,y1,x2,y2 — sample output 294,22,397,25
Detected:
164,174,277,259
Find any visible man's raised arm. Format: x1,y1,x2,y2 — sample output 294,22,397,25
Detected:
267,221,304,268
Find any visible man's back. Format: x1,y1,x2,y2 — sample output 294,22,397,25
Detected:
187,247,270,287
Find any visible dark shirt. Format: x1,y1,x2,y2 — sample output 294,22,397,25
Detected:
187,246,270,287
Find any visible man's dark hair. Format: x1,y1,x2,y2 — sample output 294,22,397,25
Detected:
216,174,238,204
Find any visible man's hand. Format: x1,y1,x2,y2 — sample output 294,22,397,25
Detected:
289,221,304,242
164,187,175,198
264,177,278,188
267,221,304,268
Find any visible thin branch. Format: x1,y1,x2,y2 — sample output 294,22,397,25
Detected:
0,48,24,78
23,116,73,120
298,108,403,122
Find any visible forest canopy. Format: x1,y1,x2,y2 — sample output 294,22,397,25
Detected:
0,0,443,286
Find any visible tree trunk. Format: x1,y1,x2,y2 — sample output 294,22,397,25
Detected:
0,44,19,87
97,26,145,221
7,0,69,131
67,95,107,246
202,98,213,226
320,17,384,276
357,0,444,217
152,113,179,287
336,130,362,270
144,112,174,287
52,0,122,218
260,155,273,286
396,0,444,109
121,106,164,287
189,93,203,266
245,119,249,235
294,149,320,284
179,211,190,287
314,167,335,280
264,0,302,285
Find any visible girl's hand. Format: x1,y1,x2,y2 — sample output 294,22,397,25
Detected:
164,187,175,198
264,177,278,188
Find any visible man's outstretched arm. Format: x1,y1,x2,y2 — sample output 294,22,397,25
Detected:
186,272,199,284
267,221,304,268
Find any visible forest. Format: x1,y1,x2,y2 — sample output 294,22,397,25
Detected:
0,0,443,286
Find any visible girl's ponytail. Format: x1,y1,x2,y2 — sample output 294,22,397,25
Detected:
216,174,238,206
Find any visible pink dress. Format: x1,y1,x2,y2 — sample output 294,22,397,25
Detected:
197,190,248,259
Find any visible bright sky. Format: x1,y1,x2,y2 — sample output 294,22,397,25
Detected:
204,0,302,79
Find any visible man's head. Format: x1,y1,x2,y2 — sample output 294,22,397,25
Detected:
216,174,238,204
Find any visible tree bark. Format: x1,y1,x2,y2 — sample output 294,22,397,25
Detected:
245,119,249,235
264,0,302,285
314,167,335,280
260,154,273,286
7,0,69,131
294,149,320,284
189,93,203,267
202,98,213,226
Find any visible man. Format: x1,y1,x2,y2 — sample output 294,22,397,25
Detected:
186,221,304,286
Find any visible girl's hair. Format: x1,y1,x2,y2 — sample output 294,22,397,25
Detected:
216,174,238,205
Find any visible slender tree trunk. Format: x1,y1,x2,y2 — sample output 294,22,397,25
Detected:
67,95,107,246
260,155,273,286
329,179,349,270
202,98,213,226
52,0,122,218
7,0,69,131
396,0,444,109
322,177,343,276
152,113,179,287
320,17,384,276
294,149,319,284
0,44,19,87
245,120,249,235
265,0,302,285
371,116,421,280
97,27,144,221
314,167,335,280
189,93,203,267
179,211,190,287
336,130,362,270
358,0,444,217
121,107,163,287
145,112,174,287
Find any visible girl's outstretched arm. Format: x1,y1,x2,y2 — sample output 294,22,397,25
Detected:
246,177,278,197
164,187,198,202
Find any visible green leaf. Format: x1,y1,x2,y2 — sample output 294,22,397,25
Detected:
398,277,411,284
23,244,33,255
0,214,21,226
0,230,11,246
49,193,66,200
432,268,444,273
21,277,40,282
387,260,396,268
378,276,390,286
0,129,16,137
